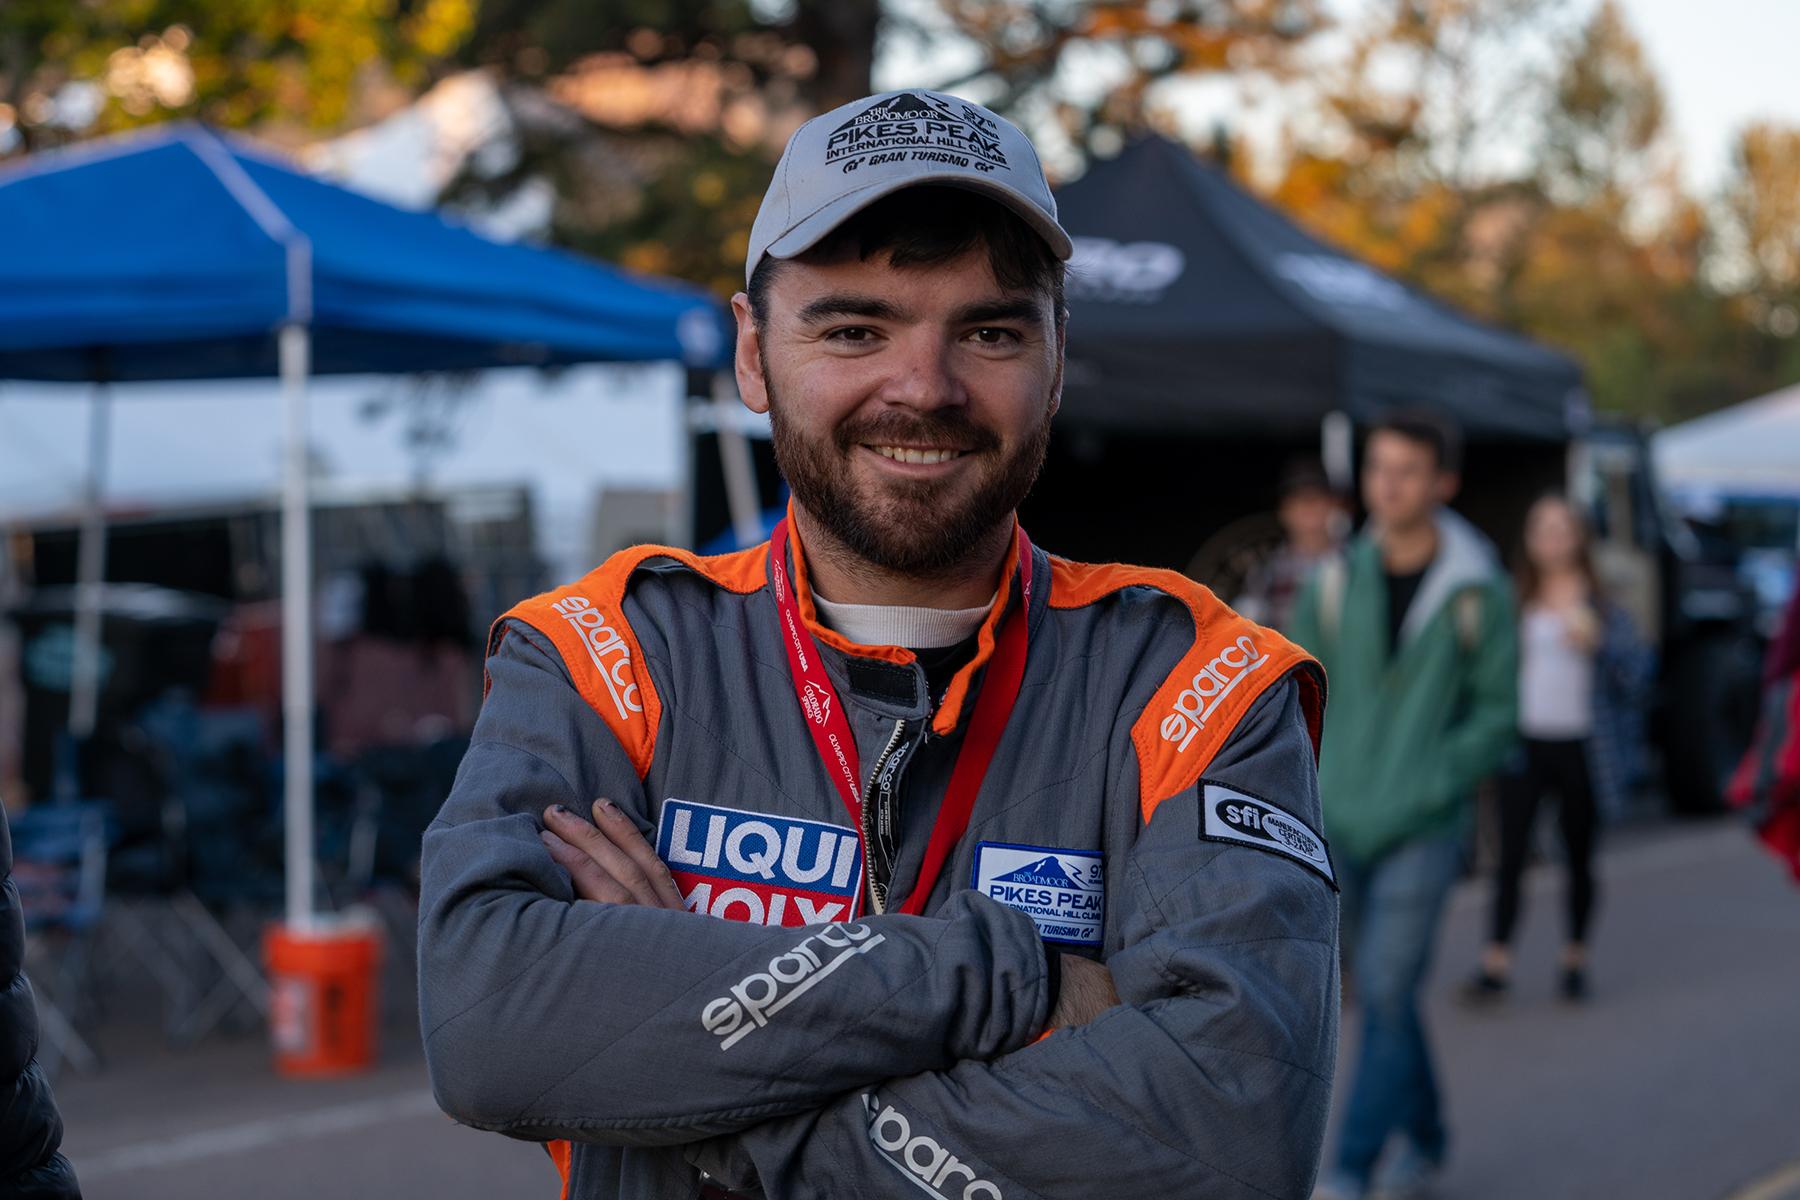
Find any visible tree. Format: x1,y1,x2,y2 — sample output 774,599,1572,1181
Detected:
1264,0,1564,297
1538,0,1674,218
887,0,1327,168
1720,122,1800,304
0,0,478,156
1254,0,1776,420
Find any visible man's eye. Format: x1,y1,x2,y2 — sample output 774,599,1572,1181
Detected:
970,327,1022,345
826,326,875,343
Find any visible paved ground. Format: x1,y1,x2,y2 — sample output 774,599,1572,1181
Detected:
1329,819,1800,1200
52,817,1800,1200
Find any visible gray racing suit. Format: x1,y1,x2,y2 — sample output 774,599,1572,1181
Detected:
419,521,1338,1199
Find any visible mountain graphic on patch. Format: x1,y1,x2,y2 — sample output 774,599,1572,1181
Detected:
993,856,1086,890
835,92,939,133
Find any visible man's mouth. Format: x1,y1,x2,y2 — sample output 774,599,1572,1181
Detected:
867,445,968,465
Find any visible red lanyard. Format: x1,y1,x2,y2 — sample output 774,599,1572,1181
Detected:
768,516,1033,916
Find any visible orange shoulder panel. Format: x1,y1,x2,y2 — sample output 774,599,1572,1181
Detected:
545,1139,572,1199
492,543,767,779
1048,558,1324,824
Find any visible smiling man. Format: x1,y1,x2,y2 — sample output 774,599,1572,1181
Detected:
419,89,1339,1200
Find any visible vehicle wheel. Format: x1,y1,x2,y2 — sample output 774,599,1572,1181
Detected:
1662,633,1764,814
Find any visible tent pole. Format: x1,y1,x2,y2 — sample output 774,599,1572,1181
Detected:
68,379,112,742
279,323,315,930
712,373,763,548
1321,410,1354,493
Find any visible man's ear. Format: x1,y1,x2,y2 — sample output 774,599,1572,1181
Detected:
1048,308,1067,420
731,292,769,415
1436,471,1462,505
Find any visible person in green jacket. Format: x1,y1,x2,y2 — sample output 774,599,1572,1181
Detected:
1292,412,1518,1200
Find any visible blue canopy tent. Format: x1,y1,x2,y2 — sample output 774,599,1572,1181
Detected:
0,124,731,928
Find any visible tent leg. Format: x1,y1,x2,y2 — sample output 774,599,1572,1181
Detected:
713,373,762,548
1321,410,1354,493
280,324,315,930
68,381,112,743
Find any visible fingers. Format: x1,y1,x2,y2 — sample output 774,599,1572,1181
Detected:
542,804,664,907
540,828,635,905
589,799,687,911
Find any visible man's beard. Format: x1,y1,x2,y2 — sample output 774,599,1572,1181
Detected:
766,371,1053,578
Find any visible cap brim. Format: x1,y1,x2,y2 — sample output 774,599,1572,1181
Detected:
757,172,1074,279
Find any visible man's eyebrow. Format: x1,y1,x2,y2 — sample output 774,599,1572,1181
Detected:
795,294,908,324
950,297,1048,326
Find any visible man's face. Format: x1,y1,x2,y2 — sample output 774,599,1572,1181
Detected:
732,244,1063,576
1362,431,1455,530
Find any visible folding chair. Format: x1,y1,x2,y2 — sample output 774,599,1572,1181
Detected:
107,695,273,1045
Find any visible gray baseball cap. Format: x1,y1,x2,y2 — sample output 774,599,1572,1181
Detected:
744,89,1073,285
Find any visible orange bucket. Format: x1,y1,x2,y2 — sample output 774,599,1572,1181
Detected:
263,918,383,1076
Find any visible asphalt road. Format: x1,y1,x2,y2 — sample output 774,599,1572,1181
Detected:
54,818,1800,1200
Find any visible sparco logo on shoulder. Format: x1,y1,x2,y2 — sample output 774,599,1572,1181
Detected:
1160,634,1269,752
702,922,884,1050
549,595,641,721
862,1094,1003,1199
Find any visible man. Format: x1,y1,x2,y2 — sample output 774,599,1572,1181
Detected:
1235,459,1348,634
420,89,1338,1200
1289,414,1517,1200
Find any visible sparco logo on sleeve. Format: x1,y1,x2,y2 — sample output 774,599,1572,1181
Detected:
701,923,885,1051
862,1094,1004,1199
1159,634,1269,753
1201,782,1336,887
656,800,863,926
549,594,641,721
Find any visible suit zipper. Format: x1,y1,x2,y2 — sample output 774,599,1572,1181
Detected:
861,718,908,915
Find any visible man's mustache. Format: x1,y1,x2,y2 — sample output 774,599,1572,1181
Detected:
834,410,1001,454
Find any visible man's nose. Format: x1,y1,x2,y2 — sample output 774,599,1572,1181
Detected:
877,331,967,411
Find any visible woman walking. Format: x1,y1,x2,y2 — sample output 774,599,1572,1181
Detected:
1467,494,1652,1002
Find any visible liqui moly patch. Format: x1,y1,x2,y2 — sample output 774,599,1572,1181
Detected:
972,842,1104,946
656,799,863,927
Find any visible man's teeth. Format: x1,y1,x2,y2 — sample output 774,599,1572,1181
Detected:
872,445,964,465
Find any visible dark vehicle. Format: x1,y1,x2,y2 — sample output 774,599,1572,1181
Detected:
1577,422,1763,812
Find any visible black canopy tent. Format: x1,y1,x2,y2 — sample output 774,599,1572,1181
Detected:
1022,136,1585,571
1053,135,1584,439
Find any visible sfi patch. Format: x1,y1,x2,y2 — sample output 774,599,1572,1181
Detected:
972,842,1104,946
1201,783,1337,889
656,799,863,927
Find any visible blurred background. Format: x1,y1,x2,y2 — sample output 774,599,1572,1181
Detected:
1,2,1797,1198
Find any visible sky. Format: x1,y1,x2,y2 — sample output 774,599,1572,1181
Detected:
1621,0,1800,191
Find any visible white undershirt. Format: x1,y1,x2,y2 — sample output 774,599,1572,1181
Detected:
1518,605,1596,739
812,592,993,649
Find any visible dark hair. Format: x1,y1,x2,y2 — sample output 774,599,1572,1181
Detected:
1370,410,1463,474
1277,458,1336,501
747,185,1066,324
1513,491,1602,606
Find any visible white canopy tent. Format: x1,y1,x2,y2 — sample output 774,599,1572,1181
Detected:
1656,383,1800,497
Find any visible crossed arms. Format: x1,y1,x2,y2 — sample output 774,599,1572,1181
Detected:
418,624,1339,1198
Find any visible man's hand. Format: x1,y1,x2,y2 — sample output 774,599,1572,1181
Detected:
540,800,687,910
1048,954,1120,1030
